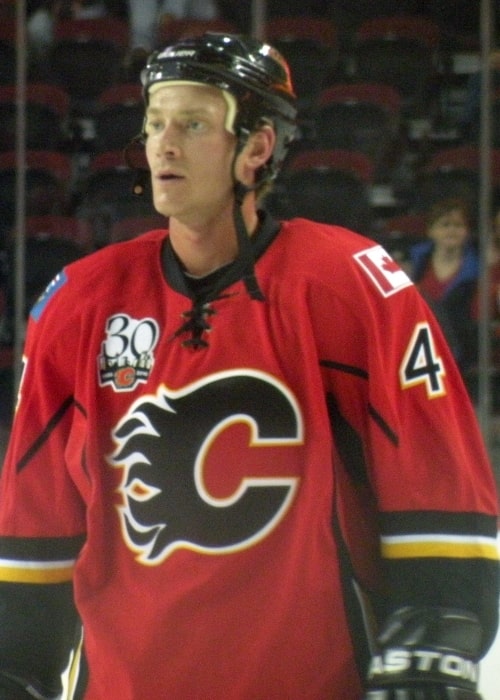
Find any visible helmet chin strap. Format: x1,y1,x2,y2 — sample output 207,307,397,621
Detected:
229,128,266,301
232,180,265,301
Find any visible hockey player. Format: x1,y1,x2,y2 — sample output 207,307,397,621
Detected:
0,32,498,699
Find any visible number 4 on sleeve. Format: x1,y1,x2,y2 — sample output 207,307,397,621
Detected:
399,322,446,398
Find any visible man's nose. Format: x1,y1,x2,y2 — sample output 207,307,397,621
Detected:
158,123,182,155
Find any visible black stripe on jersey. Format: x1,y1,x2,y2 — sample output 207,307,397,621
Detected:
379,510,498,538
0,535,85,561
326,392,368,485
320,359,369,379
367,403,398,446
321,360,399,447
331,496,374,682
16,396,85,473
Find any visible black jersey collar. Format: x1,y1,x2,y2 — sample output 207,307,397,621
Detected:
161,210,280,303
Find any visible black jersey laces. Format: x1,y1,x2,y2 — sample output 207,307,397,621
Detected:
171,295,231,349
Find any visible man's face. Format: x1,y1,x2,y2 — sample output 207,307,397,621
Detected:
144,83,237,228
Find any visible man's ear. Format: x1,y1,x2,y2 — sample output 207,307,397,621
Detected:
237,125,276,184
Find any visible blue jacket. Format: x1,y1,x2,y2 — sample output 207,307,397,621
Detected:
409,239,479,293
409,239,479,370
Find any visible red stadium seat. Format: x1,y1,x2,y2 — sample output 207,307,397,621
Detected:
356,15,440,49
286,148,375,184
264,16,338,111
48,17,129,101
0,83,70,152
94,84,144,153
22,215,94,253
265,15,337,47
110,215,167,243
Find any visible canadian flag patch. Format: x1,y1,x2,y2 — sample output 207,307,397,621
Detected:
353,245,413,297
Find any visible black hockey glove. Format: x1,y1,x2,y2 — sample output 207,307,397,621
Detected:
364,607,483,700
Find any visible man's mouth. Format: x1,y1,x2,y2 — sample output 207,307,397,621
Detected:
156,169,184,181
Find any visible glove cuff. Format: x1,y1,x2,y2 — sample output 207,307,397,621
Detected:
366,606,482,694
367,645,479,691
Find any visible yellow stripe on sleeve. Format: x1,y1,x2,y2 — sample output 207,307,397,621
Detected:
381,535,500,561
0,559,75,584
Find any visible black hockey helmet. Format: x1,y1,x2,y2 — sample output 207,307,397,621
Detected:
140,32,298,184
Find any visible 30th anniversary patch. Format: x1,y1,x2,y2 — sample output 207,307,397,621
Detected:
98,313,160,391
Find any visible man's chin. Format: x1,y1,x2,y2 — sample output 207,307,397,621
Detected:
152,199,177,219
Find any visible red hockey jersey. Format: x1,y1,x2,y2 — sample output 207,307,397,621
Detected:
0,217,498,699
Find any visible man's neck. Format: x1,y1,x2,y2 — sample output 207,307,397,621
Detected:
168,202,259,277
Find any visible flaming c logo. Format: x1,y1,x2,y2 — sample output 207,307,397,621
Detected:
109,370,303,564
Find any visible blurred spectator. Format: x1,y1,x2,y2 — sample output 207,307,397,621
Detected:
127,0,219,51
409,197,479,374
27,1,55,59
27,0,125,60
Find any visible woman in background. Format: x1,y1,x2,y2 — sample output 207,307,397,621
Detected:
409,197,479,375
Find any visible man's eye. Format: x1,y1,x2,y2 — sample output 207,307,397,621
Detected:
145,121,162,134
187,119,205,132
